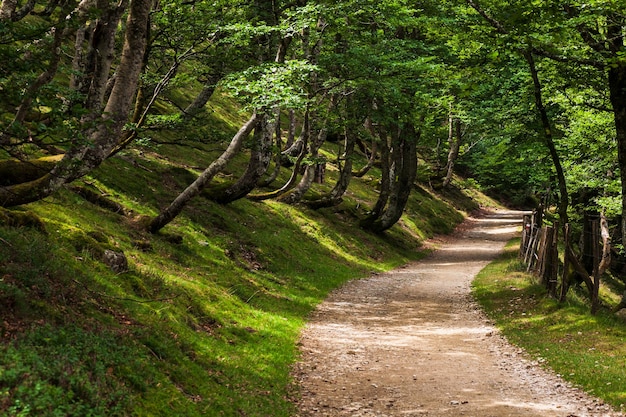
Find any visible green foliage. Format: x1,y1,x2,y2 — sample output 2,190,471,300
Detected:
222,61,317,110
0,327,143,417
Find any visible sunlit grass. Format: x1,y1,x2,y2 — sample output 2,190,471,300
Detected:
473,240,626,411
0,91,492,416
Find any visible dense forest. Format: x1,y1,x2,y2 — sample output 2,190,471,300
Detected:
1,0,625,229
1,0,625,415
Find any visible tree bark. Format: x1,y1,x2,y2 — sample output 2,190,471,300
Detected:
361,123,419,233
78,1,130,115
307,126,356,209
181,74,222,120
248,111,308,201
353,117,378,178
278,112,328,204
362,125,391,223
209,109,277,204
148,114,259,233
442,116,461,188
0,0,150,207
525,50,569,227
0,0,17,20
609,65,626,243
365,125,418,233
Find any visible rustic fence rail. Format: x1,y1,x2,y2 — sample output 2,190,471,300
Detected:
519,210,611,314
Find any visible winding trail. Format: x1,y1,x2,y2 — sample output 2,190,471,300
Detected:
293,210,621,417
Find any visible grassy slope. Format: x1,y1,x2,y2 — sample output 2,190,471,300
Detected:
473,240,626,411
0,110,492,416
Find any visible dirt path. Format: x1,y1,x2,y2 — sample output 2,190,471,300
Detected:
292,210,622,417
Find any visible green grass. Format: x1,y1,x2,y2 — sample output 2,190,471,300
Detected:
0,130,485,416
472,240,626,412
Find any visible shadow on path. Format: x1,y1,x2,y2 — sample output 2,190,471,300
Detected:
293,210,619,417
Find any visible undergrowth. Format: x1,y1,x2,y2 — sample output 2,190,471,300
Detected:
0,131,483,416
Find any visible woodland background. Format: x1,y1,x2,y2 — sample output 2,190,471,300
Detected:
1,0,626,415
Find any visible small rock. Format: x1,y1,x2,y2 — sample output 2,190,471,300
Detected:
102,249,128,273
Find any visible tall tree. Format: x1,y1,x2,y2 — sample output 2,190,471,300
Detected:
0,0,152,207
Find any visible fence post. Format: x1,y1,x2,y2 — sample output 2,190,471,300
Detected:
537,226,552,279
548,222,559,297
527,227,544,272
520,214,531,258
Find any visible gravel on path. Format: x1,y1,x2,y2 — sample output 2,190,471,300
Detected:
292,210,622,417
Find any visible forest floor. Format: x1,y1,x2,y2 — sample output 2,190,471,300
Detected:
292,210,622,417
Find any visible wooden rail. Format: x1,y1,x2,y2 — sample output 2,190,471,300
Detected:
519,210,611,314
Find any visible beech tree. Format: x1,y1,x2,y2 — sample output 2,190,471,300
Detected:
0,0,152,207
459,0,624,237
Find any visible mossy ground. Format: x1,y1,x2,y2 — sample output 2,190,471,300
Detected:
0,127,484,416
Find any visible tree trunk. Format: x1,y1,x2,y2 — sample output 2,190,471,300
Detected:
0,0,17,20
525,49,569,227
362,125,391,224
248,111,308,201
0,0,150,207
307,126,356,209
442,116,461,188
148,114,259,233
286,109,297,149
256,110,283,187
353,117,378,178
364,125,419,233
278,116,327,205
80,2,130,115
209,110,276,204
609,65,626,245
181,74,222,120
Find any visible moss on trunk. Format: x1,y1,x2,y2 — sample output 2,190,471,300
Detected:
0,155,64,186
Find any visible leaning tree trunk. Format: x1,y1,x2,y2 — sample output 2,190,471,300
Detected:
181,73,222,120
0,0,150,207
148,114,259,232
361,124,419,233
307,123,357,209
248,110,309,201
525,49,569,227
278,112,328,205
209,110,276,204
353,117,378,178
361,125,391,225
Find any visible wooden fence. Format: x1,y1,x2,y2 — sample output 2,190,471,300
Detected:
519,210,611,314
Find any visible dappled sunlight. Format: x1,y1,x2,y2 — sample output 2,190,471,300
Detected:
264,201,385,271
296,211,620,416
488,399,571,413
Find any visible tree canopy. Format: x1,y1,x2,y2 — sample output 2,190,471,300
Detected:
0,0,624,238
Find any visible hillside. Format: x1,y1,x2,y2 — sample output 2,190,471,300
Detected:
0,124,499,416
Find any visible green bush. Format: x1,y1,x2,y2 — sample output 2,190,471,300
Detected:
0,326,145,417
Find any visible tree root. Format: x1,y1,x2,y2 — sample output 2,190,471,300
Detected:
69,185,127,215
0,155,63,186
0,207,47,233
